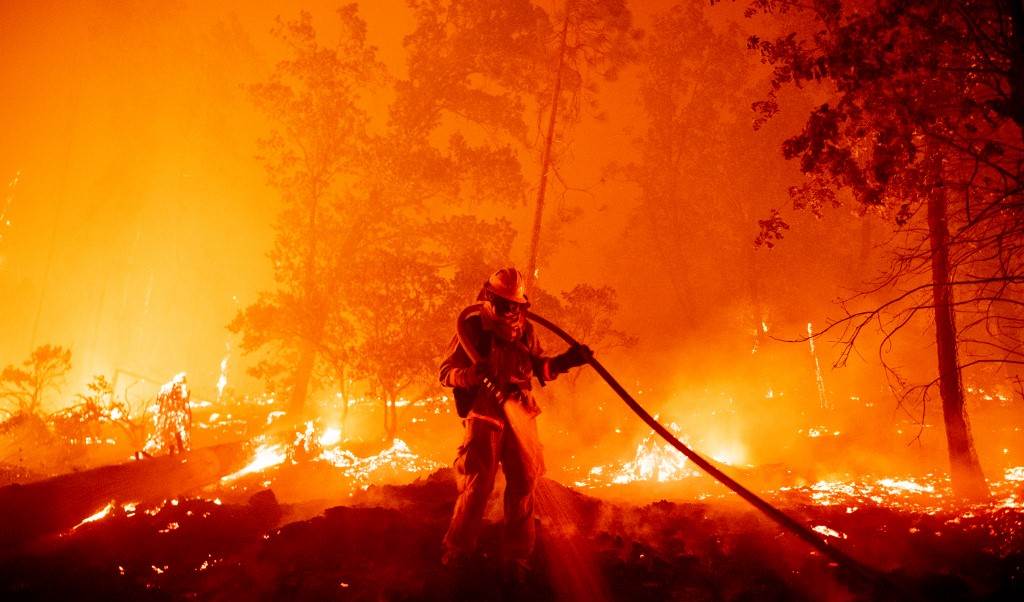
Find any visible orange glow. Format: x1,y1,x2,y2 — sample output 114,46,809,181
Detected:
1,1,1021,565
811,525,847,540
317,438,441,490
220,443,287,483
72,501,115,531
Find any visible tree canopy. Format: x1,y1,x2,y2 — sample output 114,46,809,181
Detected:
734,0,1024,497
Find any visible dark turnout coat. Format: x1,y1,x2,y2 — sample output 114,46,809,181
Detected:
439,313,558,426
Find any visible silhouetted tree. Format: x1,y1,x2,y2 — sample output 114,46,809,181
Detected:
400,0,638,278
348,240,448,442
50,374,147,457
230,7,385,414
431,215,519,306
0,345,72,418
235,4,533,437
554,284,636,352
526,0,640,281
736,0,1024,498
397,0,546,140
236,3,638,440
393,0,535,219
622,2,777,337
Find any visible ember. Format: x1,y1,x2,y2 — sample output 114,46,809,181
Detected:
72,501,115,531
811,524,847,539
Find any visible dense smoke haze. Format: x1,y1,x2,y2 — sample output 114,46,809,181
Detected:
1,0,1020,491
0,0,824,385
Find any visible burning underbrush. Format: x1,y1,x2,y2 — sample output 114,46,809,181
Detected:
213,422,443,512
1,389,1022,599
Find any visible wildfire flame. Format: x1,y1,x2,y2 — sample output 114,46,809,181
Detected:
216,348,229,402
221,443,287,483
218,421,440,493
317,437,441,490
318,427,342,447
807,322,829,410
575,419,1023,520
812,524,847,539
876,478,935,494
72,501,115,531
576,422,699,488
778,469,1024,514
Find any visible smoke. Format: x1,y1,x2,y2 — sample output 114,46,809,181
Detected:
1,0,1017,493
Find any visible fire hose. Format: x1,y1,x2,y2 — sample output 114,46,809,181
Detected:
456,304,889,593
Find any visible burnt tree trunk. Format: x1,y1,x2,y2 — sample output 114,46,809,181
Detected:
0,440,251,554
927,191,988,499
339,367,350,431
746,231,764,354
390,398,398,441
383,392,398,443
526,3,571,282
289,342,316,413
289,172,322,413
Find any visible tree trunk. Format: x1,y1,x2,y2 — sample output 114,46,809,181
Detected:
390,397,398,441
927,191,988,500
340,368,349,431
807,322,829,410
290,177,320,415
382,392,397,443
0,439,251,550
746,240,764,354
526,3,572,282
288,342,316,413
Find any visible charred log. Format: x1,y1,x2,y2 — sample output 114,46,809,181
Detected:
0,440,251,554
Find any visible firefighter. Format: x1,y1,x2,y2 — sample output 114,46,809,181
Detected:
440,267,591,580
144,372,192,456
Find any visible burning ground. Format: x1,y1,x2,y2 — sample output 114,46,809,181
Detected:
1,411,1022,601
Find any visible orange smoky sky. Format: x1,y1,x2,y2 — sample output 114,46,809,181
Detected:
0,0,879,424
0,1,416,397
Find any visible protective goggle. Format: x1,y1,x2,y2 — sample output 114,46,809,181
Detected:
489,294,528,316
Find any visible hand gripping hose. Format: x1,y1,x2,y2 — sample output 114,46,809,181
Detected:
457,304,889,593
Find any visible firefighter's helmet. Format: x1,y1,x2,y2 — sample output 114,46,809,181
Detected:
483,267,529,305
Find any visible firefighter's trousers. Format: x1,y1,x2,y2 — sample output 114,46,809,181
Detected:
443,412,544,562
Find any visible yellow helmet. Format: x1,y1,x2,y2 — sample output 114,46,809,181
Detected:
483,267,529,305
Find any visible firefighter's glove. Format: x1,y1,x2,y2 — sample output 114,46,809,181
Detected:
455,360,490,387
551,344,592,375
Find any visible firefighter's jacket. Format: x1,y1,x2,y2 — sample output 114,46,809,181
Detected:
440,313,558,427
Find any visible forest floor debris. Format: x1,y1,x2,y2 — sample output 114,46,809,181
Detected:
0,468,1020,601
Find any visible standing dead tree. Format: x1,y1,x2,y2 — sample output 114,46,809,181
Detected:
526,0,638,281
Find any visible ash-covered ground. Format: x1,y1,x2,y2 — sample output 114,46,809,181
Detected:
1,468,1021,602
